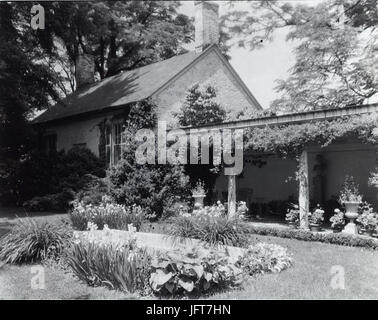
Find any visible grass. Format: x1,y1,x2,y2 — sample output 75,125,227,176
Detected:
0,263,137,300
211,234,378,300
1,211,377,299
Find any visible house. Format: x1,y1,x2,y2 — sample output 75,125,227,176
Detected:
33,1,378,229
33,1,261,166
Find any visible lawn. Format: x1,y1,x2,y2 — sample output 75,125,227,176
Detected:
211,234,378,300
1,231,377,299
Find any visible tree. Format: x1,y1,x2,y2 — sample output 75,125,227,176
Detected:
108,100,190,218
223,0,378,112
0,3,60,163
175,83,227,127
37,1,193,89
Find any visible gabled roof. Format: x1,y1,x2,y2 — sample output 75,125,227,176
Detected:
33,45,262,124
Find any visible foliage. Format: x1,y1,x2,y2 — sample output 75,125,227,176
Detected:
191,180,206,196
330,209,345,230
1,147,105,207
170,203,249,247
23,1,194,86
23,190,75,213
247,224,378,250
308,205,325,225
368,169,378,189
162,201,190,219
174,83,227,127
108,100,190,218
285,203,299,223
68,234,151,295
149,247,244,296
73,174,109,206
224,0,378,112
0,218,72,264
238,243,292,275
244,114,378,156
70,197,149,231
339,175,363,203
356,205,378,232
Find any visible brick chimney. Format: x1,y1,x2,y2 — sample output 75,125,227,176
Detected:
195,1,219,53
75,48,95,89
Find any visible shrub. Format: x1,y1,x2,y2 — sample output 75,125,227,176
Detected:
68,234,151,295
170,204,249,247
0,218,72,264
73,174,108,205
23,189,75,212
357,208,378,233
107,100,190,218
149,246,244,296
238,243,292,275
247,224,378,250
70,197,149,231
0,147,105,209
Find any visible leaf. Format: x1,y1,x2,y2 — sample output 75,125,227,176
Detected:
178,279,194,292
191,265,204,278
150,270,174,291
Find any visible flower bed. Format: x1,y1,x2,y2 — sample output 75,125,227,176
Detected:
247,224,378,250
73,228,292,297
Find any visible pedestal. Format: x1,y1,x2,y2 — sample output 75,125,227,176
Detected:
343,222,358,235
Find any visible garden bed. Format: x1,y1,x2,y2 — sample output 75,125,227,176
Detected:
247,223,378,249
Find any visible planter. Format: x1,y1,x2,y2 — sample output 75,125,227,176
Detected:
287,221,297,229
192,194,206,207
309,223,322,232
342,201,360,235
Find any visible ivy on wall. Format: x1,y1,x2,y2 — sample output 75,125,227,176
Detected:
244,113,378,157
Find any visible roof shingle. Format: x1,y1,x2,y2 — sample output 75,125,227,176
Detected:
34,51,199,123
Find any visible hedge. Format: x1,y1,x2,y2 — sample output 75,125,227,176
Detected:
247,224,378,250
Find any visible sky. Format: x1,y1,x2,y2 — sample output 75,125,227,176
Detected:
178,1,322,109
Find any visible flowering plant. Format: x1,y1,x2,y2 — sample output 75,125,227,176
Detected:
236,201,249,218
339,175,362,203
191,181,206,196
70,196,150,231
357,205,378,232
329,209,345,229
285,203,299,223
308,205,324,225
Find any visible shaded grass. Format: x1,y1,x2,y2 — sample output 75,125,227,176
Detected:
0,264,138,300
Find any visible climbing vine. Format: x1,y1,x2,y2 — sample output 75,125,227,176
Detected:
244,113,378,157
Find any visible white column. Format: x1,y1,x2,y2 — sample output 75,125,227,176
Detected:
227,175,236,216
298,150,309,229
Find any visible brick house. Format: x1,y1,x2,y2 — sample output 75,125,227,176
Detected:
33,1,261,166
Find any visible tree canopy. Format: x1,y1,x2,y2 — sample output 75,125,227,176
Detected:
223,0,378,112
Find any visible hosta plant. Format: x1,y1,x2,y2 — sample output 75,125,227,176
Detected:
149,246,244,296
238,243,292,275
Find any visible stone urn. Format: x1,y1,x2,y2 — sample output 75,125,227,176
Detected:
192,193,206,207
342,201,360,235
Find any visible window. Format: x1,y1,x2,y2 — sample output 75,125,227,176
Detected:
105,122,126,167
